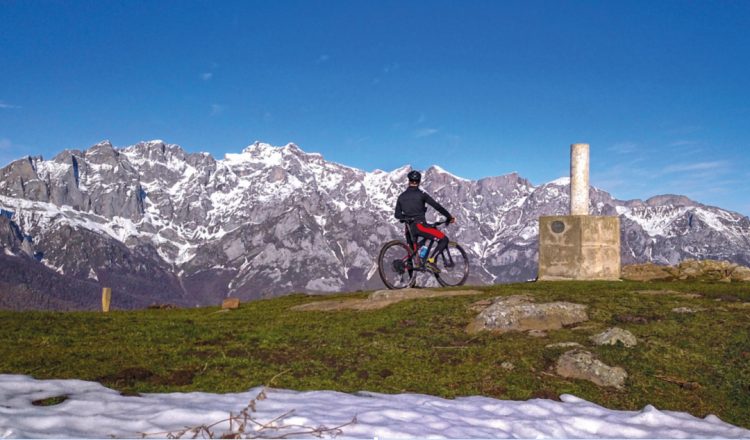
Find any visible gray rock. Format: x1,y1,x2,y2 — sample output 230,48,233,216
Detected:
500,361,515,371
0,216,25,255
624,259,750,282
466,295,588,334
731,266,750,282
556,349,628,389
590,327,638,347
672,307,702,314
546,342,584,349
0,156,48,201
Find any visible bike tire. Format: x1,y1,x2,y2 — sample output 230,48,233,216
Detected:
377,240,417,289
435,242,470,287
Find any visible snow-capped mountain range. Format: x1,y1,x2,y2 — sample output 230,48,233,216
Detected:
1,140,749,310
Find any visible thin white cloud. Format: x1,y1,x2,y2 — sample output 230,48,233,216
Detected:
414,128,438,138
210,104,225,116
662,160,729,174
669,140,699,147
608,142,638,154
316,54,330,64
383,63,400,74
591,159,653,197
201,73,213,81
662,124,703,136
0,101,20,109
346,136,370,146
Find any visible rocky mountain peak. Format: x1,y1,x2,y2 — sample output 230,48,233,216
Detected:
645,194,696,207
84,140,120,165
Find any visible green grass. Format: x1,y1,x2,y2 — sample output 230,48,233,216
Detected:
1,280,749,428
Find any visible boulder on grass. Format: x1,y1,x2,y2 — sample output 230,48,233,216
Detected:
621,263,674,282
222,297,240,310
590,327,637,347
731,266,750,282
556,349,628,389
466,295,588,334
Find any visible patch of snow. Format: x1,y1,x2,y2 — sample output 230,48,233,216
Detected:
548,176,570,186
305,277,343,292
40,258,64,275
0,375,748,439
35,160,71,181
313,214,327,228
430,165,471,182
695,208,733,235
624,206,689,237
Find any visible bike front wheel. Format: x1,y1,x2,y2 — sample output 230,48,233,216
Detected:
377,240,417,289
435,242,469,287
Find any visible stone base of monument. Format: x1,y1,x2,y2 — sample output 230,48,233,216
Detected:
538,215,621,280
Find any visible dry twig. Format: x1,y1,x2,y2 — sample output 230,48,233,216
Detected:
140,370,356,439
655,374,701,390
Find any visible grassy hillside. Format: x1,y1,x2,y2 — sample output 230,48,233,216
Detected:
1,280,749,428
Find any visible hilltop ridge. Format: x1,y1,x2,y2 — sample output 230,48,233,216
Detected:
0,140,749,310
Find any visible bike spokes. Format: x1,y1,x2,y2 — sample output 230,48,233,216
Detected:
435,242,469,287
377,241,416,289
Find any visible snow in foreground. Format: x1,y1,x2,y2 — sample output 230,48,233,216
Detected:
1,375,748,439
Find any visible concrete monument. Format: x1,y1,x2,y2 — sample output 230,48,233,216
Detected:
538,144,621,280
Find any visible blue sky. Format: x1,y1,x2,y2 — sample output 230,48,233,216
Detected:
1,0,749,215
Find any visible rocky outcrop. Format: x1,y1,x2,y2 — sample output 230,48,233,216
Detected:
590,327,638,347
0,215,25,255
621,263,675,281
291,288,482,312
730,266,750,281
466,295,588,334
555,349,628,389
622,260,750,283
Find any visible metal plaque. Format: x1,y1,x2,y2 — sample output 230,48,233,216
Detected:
551,220,565,233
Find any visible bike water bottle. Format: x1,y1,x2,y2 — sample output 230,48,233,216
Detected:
419,245,429,259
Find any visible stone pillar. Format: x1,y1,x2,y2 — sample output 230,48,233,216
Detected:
570,143,590,216
538,143,621,281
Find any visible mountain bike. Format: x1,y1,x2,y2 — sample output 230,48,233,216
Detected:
377,218,469,289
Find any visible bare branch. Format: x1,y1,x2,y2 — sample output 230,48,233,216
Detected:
139,370,354,439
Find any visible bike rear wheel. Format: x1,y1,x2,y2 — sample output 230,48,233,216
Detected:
377,240,417,289
435,242,469,287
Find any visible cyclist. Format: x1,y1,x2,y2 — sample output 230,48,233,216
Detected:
394,170,456,273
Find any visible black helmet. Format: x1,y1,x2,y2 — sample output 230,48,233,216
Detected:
407,170,422,183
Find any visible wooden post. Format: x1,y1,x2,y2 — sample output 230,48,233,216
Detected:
102,287,112,313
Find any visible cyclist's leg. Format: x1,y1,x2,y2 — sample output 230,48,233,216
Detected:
432,235,449,258
404,224,415,252
404,223,419,252
416,223,448,258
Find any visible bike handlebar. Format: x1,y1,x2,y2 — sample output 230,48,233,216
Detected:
399,217,452,227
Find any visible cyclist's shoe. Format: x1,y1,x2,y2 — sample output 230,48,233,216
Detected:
424,258,441,274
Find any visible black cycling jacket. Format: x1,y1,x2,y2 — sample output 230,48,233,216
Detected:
394,186,452,223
